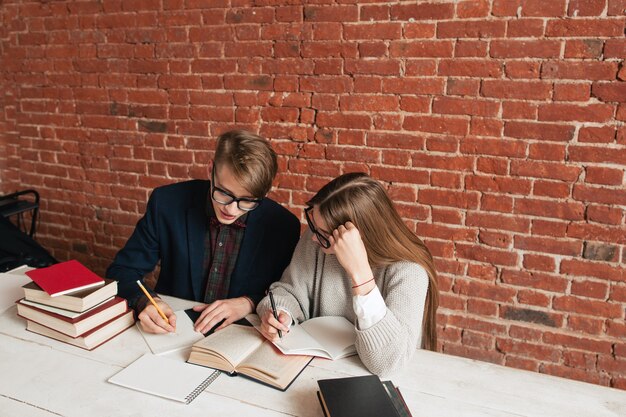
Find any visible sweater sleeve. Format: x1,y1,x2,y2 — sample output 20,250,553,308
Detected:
256,229,318,323
355,262,429,377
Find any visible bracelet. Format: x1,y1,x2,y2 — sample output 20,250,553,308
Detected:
352,277,375,289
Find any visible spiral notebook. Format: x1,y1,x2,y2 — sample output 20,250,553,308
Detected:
108,353,220,404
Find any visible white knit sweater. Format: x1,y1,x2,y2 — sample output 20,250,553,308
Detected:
257,229,429,377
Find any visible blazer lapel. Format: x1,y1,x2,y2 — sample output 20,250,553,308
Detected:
187,204,207,301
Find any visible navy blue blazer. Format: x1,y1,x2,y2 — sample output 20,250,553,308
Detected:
106,180,300,308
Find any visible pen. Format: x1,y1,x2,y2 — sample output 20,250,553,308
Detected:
268,290,283,338
136,280,170,325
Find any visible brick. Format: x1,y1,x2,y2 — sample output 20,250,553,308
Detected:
568,0,607,16
425,137,461,153
501,269,569,292
457,0,491,18
432,208,463,225
400,96,431,113
439,59,502,77
370,167,429,185
360,5,389,21
546,19,624,37
418,189,480,209
482,80,552,100
466,175,532,195
344,23,402,40
340,95,399,112
446,78,480,96
316,112,371,129
389,41,454,58
301,41,358,58
478,230,512,248
304,5,358,22
490,40,561,58
437,21,506,38
382,77,444,94
517,289,551,307
467,263,498,281
300,76,352,93
358,42,387,58
515,235,582,256
511,160,582,181
502,306,561,327
504,121,575,142
573,184,626,206
344,59,401,76
454,40,488,57
533,180,570,198
476,157,508,175
586,167,623,185
569,145,626,165
405,60,437,76
390,3,455,20
583,242,619,262
496,338,561,362
507,19,545,37
403,115,468,136
461,137,527,158
367,132,425,150
571,280,609,299
504,61,541,79
462,329,495,349
604,39,626,58
404,23,436,38
419,223,477,241
541,61,617,80
564,39,605,59
538,104,614,123
433,97,499,117
454,278,517,301
561,259,624,281
470,117,503,137
592,82,626,103
553,83,591,102
587,204,623,225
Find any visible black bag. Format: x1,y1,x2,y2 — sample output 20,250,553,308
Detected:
0,216,57,272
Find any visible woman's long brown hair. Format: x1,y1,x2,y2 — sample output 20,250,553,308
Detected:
308,172,439,351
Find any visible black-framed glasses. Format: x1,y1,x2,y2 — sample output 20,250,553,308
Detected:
304,206,331,249
211,168,262,212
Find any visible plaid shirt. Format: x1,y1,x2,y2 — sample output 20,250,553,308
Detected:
202,198,247,304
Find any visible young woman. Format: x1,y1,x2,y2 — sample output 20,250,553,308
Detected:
257,172,438,376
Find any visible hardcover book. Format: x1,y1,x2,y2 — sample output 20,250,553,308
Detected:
26,309,135,351
187,324,312,391
317,375,401,417
25,260,105,297
22,278,118,312
17,296,128,337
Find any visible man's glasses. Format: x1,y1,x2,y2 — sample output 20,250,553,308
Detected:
211,168,262,212
304,206,331,249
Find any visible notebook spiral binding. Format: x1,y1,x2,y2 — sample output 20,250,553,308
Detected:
184,370,221,404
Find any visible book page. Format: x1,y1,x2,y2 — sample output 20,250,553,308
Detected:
193,324,264,367
299,316,356,359
238,341,312,390
273,324,327,356
138,310,204,355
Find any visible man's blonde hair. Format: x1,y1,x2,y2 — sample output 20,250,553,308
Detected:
214,130,278,198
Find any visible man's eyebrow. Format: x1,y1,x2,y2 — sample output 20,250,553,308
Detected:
214,176,255,199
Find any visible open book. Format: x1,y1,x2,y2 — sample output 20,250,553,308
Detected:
187,324,312,391
248,315,357,360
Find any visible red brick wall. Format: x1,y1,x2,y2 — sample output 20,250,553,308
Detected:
1,0,625,388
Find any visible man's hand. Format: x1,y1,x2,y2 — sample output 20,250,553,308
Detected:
137,298,177,333
192,297,253,334
259,309,290,342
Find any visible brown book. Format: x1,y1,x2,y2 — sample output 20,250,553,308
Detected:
17,296,128,337
22,278,118,312
26,309,135,351
188,324,312,391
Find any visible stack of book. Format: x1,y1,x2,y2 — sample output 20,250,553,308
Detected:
15,260,135,350
317,375,413,417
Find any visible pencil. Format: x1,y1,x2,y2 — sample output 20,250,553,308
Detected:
268,290,282,338
136,280,169,325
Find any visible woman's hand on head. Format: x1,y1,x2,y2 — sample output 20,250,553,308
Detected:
330,222,373,285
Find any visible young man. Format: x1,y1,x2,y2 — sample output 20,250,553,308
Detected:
106,130,300,334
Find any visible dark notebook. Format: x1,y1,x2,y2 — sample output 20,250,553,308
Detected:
317,375,401,417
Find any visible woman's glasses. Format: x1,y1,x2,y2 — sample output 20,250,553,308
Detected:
211,168,262,212
304,206,331,249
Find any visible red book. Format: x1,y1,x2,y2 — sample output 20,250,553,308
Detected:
17,296,128,338
25,260,105,297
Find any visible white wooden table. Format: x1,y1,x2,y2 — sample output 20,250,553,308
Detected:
0,288,624,417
